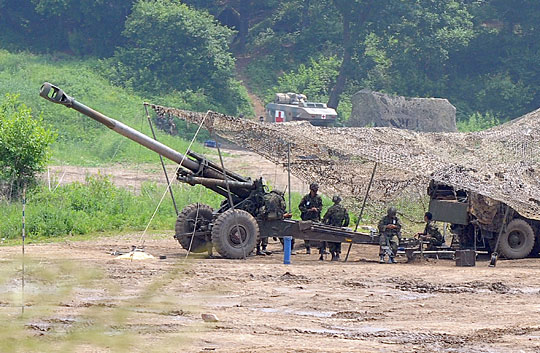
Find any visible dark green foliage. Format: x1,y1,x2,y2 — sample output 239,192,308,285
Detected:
2,0,539,123
0,0,133,56
244,0,539,123
103,0,251,115
446,0,540,120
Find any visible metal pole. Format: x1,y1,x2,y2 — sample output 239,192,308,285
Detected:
344,162,378,262
489,204,510,267
144,104,179,216
287,143,292,213
21,186,26,316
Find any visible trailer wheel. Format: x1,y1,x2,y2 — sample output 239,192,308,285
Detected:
211,209,259,259
175,203,214,253
498,219,535,259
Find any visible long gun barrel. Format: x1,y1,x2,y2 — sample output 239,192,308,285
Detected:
39,82,254,198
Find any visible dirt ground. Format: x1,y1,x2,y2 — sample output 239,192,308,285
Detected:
2,233,540,353
46,147,308,194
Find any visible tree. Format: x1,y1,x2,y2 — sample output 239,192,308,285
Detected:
328,0,385,109
0,0,133,56
0,94,57,198
449,0,540,120
107,0,241,111
271,56,341,103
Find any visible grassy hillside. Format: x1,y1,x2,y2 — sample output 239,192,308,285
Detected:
0,50,213,166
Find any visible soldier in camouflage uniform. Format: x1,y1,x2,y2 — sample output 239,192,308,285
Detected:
322,195,350,261
417,212,444,250
298,183,323,254
256,190,287,256
378,206,402,263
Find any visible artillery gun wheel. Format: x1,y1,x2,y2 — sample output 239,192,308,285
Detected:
498,219,535,259
211,209,259,259
176,203,214,253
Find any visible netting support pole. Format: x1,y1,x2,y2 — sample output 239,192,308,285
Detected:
345,162,378,262
144,103,179,216
489,204,510,267
287,143,292,213
21,185,26,317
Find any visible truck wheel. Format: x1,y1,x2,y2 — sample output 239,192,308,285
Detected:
498,219,535,259
530,235,540,257
211,209,259,259
176,203,214,253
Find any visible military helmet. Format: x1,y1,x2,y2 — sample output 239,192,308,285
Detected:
332,195,342,203
387,206,397,216
309,183,319,191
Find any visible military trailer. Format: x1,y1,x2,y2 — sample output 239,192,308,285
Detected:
428,181,540,259
265,92,337,126
40,82,378,259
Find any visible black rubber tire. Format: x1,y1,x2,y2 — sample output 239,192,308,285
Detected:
498,219,535,259
211,209,259,259
530,234,540,257
175,203,214,253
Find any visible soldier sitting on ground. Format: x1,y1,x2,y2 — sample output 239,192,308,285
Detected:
322,195,350,261
416,212,444,251
378,206,402,264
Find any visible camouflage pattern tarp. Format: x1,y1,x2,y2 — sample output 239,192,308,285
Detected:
151,105,540,221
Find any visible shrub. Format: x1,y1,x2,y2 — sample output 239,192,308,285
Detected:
457,111,500,132
0,93,56,199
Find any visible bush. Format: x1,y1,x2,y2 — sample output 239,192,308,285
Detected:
0,93,56,198
104,0,252,116
457,111,500,132
270,56,341,104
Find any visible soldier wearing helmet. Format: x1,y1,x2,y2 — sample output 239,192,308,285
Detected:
322,195,350,261
377,206,402,263
298,182,323,254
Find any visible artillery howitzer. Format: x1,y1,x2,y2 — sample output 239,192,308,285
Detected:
40,82,380,259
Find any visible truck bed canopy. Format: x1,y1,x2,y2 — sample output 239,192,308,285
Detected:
151,104,540,221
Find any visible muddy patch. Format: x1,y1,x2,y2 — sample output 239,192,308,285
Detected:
278,271,310,284
330,310,380,321
342,280,369,288
389,277,516,294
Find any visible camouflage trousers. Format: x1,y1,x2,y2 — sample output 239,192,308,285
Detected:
379,234,399,257
257,237,268,250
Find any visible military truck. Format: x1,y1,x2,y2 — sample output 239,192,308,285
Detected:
265,92,337,126
428,181,540,259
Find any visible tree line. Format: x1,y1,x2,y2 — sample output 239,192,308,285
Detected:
1,0,539,124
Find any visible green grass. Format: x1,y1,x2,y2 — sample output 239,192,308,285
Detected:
0,49,214,166
1,174,428,242
0,175,224,240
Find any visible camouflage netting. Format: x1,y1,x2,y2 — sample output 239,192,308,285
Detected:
151,105,540,221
